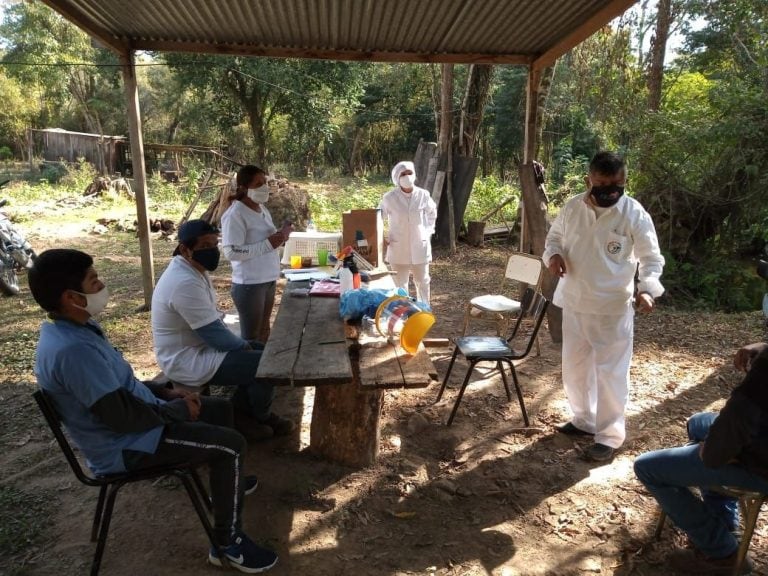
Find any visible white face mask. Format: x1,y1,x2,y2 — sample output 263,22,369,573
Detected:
399,173,415,190
247,184,270,204
74,286,110,317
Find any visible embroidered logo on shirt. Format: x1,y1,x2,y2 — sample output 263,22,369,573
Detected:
607,240,622,255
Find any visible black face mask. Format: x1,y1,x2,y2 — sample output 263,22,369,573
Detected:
590,184,625,208
192,247,220,271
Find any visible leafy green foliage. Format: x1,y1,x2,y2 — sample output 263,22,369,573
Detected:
463,176,519,225
59,158,97,193
309,177,388,232
662,252,765,311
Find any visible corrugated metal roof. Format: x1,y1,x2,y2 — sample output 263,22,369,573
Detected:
42,0,638,68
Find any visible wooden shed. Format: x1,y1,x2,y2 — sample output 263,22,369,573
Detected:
31,128,127,175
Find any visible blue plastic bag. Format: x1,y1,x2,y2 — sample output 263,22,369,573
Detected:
339,288,406,321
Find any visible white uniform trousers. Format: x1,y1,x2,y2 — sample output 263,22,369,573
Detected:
390,263,431,304
562,308,634,448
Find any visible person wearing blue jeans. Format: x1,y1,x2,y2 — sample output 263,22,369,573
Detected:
152,220,295,442
634,342,768,575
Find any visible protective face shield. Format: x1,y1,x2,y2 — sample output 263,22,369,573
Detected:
247,184,270,204
399,173,416,190
590,184,624,208
73,286,110,317
191,247,221,271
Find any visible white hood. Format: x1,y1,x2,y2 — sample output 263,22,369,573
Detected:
390,161,416,186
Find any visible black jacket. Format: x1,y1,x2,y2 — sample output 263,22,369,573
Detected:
702,348,768,480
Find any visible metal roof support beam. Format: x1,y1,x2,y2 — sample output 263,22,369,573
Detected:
119,50,155,309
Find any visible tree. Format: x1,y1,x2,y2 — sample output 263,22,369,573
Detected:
0,69,37,156
1,1,122,135
162,54,366,168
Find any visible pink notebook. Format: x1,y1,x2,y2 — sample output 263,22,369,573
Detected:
309,280,341,297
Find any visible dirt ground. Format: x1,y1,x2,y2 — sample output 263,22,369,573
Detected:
1,202,767,576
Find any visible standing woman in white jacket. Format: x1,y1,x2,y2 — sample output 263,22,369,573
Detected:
221,165,292,343
379,161,438,304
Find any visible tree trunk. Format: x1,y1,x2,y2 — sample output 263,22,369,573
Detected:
519,163,562,343
458,64,494,158
439,63,456,253
647,0,672,111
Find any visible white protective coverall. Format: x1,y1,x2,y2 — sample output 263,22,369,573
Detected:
379,161,438,304
542,192,665,448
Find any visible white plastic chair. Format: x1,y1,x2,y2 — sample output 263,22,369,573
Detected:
462,252,544,338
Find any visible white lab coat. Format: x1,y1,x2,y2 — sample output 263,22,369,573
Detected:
543,192,665,448
380,162,438,266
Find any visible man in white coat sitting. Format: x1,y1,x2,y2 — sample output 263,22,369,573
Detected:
379,161,438,304
543,151,665,462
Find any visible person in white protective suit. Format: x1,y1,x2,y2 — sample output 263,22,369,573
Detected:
542,151,665,462
379,161,438,304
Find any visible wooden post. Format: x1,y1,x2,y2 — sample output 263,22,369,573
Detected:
26,128,34,172
467,221,485,246
439,63,456,253
521,66,541,254
120,51,155,309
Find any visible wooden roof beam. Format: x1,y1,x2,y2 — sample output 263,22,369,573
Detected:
134,39,533,65
39,0,128,54
532,0,638,70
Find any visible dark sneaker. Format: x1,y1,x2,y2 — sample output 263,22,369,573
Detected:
585,442,615,462
209,532,278,573
556,422,594,436
234,412,275,442
259,413,296,436
668,548,753,575
244,475,259,496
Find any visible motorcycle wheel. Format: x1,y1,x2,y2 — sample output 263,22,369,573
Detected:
0,262,20,296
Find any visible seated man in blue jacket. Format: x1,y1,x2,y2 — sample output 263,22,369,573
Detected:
151,219,293,441
634,342,768,575
30,249,277,573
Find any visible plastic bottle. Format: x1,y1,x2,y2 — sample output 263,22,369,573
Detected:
306,218,316,232
339,260,354,294
349,258,361,289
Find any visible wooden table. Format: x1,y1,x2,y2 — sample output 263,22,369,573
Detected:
257,279,438,467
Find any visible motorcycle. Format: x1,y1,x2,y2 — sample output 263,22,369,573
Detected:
0,180,37,296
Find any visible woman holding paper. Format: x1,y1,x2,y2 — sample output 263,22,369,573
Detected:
221,165,292,343
379,161,438,304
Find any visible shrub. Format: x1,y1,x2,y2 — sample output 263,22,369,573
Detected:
662,252,763,312
464,176,519,226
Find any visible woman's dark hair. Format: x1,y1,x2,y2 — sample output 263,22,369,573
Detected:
28,249,93,312
233,165,266,201
589,151,625,177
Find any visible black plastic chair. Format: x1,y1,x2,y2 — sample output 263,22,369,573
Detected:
435,288,549,426
33,390,222,575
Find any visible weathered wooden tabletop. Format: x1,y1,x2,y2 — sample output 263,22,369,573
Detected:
256,279,437,389
256,282,352,386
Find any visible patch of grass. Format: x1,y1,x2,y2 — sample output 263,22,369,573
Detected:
308,176,389,232
0,485,52,556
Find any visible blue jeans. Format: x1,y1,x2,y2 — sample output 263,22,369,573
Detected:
231,281,276,344
634,412,768,558
207,341,275,421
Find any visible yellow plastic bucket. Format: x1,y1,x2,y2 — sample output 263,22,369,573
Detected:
374,295,436,354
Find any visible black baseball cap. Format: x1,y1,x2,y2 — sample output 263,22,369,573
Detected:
173,219,219,255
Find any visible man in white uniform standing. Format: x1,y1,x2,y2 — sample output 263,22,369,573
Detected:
379,161,438,304
543,151,665,462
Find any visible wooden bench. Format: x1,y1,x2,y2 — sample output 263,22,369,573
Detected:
257,280,438,467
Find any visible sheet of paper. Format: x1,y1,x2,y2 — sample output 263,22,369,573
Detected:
283,271,332,282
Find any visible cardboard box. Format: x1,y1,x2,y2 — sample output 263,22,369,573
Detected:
342,209,384,268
